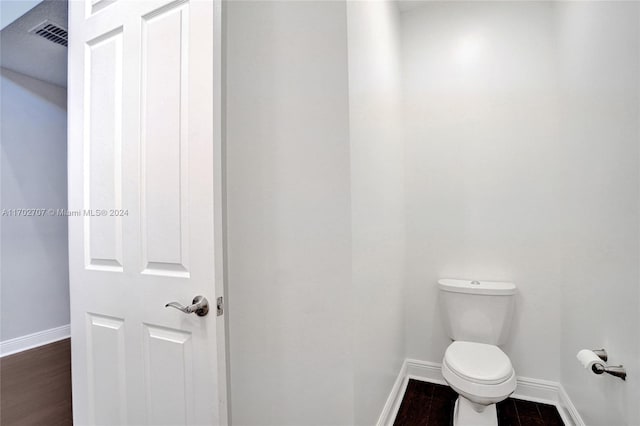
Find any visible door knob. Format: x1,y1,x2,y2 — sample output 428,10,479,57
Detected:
165,295,209,317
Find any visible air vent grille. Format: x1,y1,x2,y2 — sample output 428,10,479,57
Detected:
29,21,68,47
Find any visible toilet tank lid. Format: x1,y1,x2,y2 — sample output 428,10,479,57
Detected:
438,279,516,296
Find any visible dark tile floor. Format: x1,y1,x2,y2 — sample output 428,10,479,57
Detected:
394,379,564,426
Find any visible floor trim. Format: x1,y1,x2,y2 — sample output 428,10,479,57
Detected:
378,358,584,426
376,360,408,426
558,383,586,426
0,324,70,357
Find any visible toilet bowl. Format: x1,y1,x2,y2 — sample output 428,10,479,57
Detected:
437,279,518,426
442,341,516,426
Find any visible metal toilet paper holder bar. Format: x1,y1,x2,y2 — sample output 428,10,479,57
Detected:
591,349,627,381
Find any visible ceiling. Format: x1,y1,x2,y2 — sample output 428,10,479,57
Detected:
396,0,557,13
397,1,431,13
0,0,68,88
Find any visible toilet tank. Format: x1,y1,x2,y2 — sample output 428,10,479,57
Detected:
438,279,516,346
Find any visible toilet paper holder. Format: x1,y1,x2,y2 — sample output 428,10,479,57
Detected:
590,349,627,381
592,349,608,362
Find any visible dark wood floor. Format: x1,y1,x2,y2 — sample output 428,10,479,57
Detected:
394,379,564,426
0,339,73,426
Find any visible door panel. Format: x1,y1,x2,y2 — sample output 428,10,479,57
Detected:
143,325,193,425
68,1,225,424
140,1,190,277
85,28,123,271
88,0,119,16
86,314,127,425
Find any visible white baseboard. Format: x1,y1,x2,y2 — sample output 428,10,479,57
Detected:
376,360,408,426
0,324,70,357
378,358,584,426
512,376,560,404
557,383,585,426
406,358,447,385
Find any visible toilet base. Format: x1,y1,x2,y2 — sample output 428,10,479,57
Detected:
453,395,498,426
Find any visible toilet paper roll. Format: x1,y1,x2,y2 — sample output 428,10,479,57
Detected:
577,349,605,370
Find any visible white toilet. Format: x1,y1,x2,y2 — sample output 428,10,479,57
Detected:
438,279,517,426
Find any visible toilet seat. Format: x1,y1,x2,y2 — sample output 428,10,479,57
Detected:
442,341,517,404
444,341,513,385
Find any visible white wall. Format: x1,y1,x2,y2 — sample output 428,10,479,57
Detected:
346,1,405,424
402,3,640,424
555,2,640,425
401,1,563,381
0,68,69,342
225,2,354,424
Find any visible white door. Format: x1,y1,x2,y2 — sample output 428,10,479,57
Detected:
67,1,226,425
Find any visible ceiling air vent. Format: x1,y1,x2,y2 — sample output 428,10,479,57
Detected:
29,20,68,47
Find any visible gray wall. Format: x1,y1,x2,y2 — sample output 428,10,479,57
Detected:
0,0,41,30
225,2,355,424
556,2,640,424
346,1,405,424
401,0,562,382
1,67,69,342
